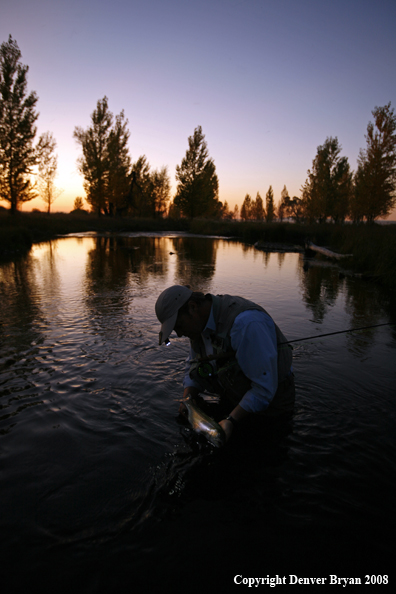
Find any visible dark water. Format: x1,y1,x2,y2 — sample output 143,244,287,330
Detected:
1,233,395,592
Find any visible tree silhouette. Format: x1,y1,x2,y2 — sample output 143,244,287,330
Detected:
265,185,275,222
302,137,352,223
74,97,131,215
0,36,39,213
240,194,252,220
37,131,62,213
353,103,396,223
174,126,220,218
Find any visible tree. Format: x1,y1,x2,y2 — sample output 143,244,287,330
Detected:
240,194,252,220
73,196,85,210
289,196,305,222
265,185,275,222
221,200,235,220
0,36,39,214
125,155,170,218
251,192,264,220
150,166,171,218
107,111,131,215
174,125,220,218
168,200,181,219
302,137,352,223
74,97,131,216
278,185,290,221
353,103,396,223
127,155,150,216
37,131,62,213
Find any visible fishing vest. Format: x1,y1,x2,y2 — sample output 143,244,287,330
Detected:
189,294,293,406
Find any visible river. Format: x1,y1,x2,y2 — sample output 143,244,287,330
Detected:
1,233,395,592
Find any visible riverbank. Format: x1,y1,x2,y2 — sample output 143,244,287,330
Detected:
190,219,396,290
1,212,395,290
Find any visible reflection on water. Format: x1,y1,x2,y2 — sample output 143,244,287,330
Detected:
299,262,340,322
298,257,396,354
1,233,395,589
170,236,218,289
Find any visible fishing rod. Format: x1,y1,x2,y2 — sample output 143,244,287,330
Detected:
279,322,394,345
193,322,394,364
188,322,394,379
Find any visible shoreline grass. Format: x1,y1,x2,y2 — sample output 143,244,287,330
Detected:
1,211,395,291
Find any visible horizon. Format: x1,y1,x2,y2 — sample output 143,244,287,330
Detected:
1,0,396,220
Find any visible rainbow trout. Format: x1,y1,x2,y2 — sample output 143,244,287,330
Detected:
184,398,226,447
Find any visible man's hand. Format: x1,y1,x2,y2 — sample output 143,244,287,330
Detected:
179,386,200,417
178,401,188,417
219,418,234,442
219,405,249,443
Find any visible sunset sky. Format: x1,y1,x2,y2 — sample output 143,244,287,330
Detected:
1,0,396,218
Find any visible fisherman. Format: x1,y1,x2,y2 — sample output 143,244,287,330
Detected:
155,285,294,443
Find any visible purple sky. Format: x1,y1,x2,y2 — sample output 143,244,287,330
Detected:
1,0,396,218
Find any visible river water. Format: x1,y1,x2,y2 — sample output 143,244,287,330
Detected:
1,233,395,592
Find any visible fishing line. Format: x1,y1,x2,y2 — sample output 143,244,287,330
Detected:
169,323,394,372
279,322,394,346
191,322,394,363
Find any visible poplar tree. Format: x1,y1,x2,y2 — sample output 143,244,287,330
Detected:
74,97,112,215
125,155,170,218
240,194,252,220
37,131,62,213
278,185,290,221
174,126,220,218
74,97,131,215
221,200,232,219
302,137,352,223
265,185,275,222
251,191,264,220
73,196,84,211
107,111,131,215
150,166,171,218
128,155,151,216
0,36,39,214
353,103,396,223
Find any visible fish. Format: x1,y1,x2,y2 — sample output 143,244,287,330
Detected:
183,398,226,447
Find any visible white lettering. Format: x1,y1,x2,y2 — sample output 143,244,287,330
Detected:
329,575,362,586
289,575,328,585
234,575,289,587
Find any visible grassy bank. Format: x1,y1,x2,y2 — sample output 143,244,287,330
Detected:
190,218,396,289
0,211,190,256
1,212,395,290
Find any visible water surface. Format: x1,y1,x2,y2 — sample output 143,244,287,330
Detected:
1,233,395,590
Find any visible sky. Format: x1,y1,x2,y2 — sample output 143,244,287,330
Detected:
1,0,396,219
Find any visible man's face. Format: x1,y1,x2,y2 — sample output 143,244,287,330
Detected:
173,301,203,340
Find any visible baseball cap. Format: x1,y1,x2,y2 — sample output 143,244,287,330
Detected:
155,285,193,345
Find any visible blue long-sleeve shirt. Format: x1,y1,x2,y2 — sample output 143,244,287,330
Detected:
183,307,279,413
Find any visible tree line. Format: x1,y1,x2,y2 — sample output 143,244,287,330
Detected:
74,109,220,218
73,96,171,217
238,106,396,224
1,36,395,223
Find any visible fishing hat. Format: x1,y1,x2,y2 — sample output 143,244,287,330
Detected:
155,285,193,345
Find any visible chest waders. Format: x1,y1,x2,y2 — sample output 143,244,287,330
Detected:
189,294,293,410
